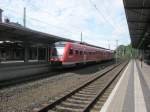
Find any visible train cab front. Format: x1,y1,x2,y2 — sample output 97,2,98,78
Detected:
48,42,65,68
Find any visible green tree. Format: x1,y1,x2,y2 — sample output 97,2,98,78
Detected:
115,44,138,60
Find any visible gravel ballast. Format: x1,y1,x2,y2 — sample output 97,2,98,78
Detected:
0,62,114,112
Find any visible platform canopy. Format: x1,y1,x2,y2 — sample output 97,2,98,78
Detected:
0,22,75,44
123,0,150,50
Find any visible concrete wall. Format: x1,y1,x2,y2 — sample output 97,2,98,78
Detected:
0,63,51,81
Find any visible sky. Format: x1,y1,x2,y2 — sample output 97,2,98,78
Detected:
0,0,130,50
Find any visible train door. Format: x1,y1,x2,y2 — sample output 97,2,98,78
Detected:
83,47,86,64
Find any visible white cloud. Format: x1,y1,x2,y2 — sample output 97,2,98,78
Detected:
0,0,130,50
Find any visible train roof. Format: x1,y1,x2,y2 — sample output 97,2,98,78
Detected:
51,41,114,53
75,41,114,52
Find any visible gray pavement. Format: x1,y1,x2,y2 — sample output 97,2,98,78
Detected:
100,60,150,112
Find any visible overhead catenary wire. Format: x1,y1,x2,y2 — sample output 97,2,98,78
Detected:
30,4,93,34
1,1,127,49
28,0,113,34
88,0,131,50
3,1,115,34
88,0,126,34
2,7,80,35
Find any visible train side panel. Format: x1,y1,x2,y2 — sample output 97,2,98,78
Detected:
48,42,114,67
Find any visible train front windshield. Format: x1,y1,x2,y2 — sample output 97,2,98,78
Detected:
51,46,64,58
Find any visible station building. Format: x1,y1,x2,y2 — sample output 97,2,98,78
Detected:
0,9,74,81
0,9,73,64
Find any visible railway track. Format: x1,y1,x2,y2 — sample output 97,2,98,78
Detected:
33,61,128,112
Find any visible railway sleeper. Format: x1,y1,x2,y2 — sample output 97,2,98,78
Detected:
54,105,83,112
60,101,86,108
78,91,97,95
85,85,102,89
66,98,90,104
74,93,97,97
71,95,93,101
82,87,99,91
81,89,98,93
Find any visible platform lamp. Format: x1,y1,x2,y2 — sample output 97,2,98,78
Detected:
116,40,118,64
0,8,3,22
23,7,26,27
81,32,83,43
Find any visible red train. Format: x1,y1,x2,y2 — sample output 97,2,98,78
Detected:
48,41,113,67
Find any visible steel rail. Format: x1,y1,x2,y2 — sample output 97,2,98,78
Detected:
34,61,127,112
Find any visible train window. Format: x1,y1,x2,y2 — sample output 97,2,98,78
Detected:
75,50,79,55
69,49,73,55
52,47,64,57
80,51,83,55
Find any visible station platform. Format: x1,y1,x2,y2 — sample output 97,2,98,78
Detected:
100,59,150,112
